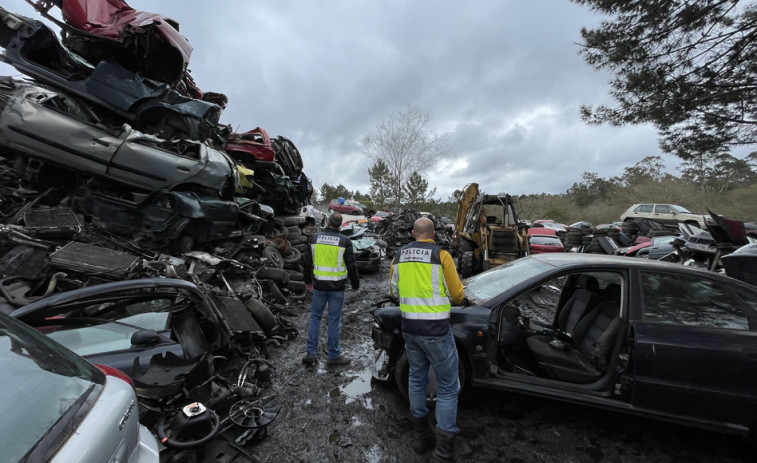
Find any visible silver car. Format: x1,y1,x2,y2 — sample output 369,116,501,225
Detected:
0,311,159,463
0,77,237,196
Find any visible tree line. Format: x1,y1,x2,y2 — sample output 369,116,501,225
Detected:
315,152,757,225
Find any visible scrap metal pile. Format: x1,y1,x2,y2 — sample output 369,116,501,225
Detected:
0,1,323,459
563,216,757,286
369,210,455,258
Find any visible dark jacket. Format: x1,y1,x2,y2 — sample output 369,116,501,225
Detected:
303,228,360,291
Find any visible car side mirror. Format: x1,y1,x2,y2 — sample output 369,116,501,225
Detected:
131,329,162,346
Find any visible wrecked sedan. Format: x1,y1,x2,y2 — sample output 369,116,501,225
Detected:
0,78,237,196
372,253,757,437
8,278,269,376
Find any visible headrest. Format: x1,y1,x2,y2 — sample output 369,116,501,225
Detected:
604,283,621,303
576,275,599,292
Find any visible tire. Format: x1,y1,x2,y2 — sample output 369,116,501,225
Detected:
294,243,308,252
286,270,304,281
282,247,302,265
273,217,285,227
262,246,285,268
457,239,476,278
287,232,301,241
286,225,301,235
287,280,307,293
257,267,289,284
244,298,278,333
264,280,288,303
302,225,319,236
394,350,466,405
291,236,308,245
283,216,301,226
174,235,194,253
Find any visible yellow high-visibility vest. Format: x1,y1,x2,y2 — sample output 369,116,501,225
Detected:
393,242,450,319
312,233,348,282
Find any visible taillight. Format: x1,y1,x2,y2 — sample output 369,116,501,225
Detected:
95,364,136,392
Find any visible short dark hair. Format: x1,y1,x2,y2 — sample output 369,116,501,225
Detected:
328,213,342,229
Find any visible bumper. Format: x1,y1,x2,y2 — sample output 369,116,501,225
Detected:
371,322,398,381
355,257,381,273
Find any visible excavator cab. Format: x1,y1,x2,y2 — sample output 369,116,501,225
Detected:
453,183,527,278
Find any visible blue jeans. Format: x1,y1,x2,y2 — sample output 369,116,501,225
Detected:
403,330,460,433
307,289,345,360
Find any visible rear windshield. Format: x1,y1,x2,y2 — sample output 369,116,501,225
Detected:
530,236,561,245
0,315,102,462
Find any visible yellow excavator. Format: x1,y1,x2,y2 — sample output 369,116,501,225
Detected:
452,183,528,278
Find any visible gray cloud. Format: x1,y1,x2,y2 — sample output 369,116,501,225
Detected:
0,0,681,200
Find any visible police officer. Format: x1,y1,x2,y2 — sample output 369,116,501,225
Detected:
302,212,360,366
390,217,464,462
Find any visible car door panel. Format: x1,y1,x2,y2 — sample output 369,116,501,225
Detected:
631,321,757,429
1,91,125,176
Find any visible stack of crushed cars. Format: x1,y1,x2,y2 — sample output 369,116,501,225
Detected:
0,1,322,459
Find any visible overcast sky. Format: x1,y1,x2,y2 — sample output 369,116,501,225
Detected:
1,0,684,200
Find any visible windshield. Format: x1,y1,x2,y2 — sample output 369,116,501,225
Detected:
46,312,170,356
466,258,553,303
671,205,692,213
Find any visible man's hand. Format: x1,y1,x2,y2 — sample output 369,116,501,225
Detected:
306,284,313,291
460,296,473,307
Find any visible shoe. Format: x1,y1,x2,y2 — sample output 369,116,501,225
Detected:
326,355,351,366
302,354,317,365
431,428,456,462
413,415,436,454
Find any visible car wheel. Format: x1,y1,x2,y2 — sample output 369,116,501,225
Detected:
262,246,285,268
257,267,289,284
302,225,319,236
174,235,194,253
282,247,302,266
394,350,466,405
244,298,278,333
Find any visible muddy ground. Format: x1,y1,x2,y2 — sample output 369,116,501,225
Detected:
250,262,753,463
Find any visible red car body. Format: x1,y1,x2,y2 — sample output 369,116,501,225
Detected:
529,234,564,254
224,127,276,170
328,199,364,215
527,227,557,237
370,211,392,222
35,0,192,86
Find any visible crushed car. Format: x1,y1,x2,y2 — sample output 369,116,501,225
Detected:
0,77,237,196
30,0,193,87
372,253,757,438
0,8,222,141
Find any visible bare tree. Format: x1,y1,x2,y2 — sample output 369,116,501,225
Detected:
363,105,450,210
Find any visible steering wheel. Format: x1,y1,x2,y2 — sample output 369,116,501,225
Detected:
156,403,221,449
